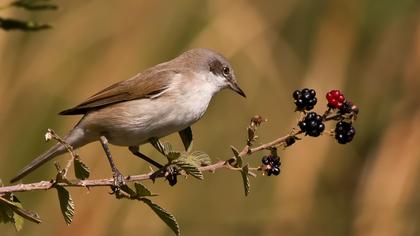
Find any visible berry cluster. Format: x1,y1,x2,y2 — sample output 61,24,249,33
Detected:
291,88,359,144
261,155,280,176
335,121,356,144
298,112,325,137
326,90,345,109
293,88,317,111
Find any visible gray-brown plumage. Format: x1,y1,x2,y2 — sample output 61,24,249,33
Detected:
11,48,245,183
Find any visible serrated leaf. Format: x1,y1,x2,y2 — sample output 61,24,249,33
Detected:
12,0,58,11
55,185,74,225
167,151,181,161
74,158,90,180
178,127,193,151
189,151,211,166
134,183,152,197
0,17,51,31
173,159,203,180
162,142,173,155
11,207,41,224
241,164,250,196
119,185,137,197
142,198,180,236
230,146,242,167
8,197,24,231
149,138,172,156
149,138,164,154
12,211,24,231
0,201,13,224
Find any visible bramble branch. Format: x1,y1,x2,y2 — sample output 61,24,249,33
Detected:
0,88,359,235
0,131,299,194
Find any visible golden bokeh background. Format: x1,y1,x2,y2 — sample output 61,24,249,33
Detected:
1,0,420,235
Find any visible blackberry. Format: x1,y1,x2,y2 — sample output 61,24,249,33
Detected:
298,112,325,137
326,90,345,109
261,155,281,176
293,88,317,111
334,121,356,144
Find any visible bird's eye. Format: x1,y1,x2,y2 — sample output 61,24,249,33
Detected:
222,66,230,76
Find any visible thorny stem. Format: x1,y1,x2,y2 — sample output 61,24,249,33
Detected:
46,129,78,178
0,131,301,194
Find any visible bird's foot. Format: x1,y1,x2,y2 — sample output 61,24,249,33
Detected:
110,169,126,193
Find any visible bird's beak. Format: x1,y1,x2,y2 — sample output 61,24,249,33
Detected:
229,82,246,98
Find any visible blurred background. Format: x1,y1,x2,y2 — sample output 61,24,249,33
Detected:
1,0,420,235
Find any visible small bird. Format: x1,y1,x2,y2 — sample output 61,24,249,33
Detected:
11,48,246,184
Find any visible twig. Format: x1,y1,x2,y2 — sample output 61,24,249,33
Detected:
0,132,299,194
46,129,79,177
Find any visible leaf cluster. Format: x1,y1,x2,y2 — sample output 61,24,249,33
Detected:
0,0,57,31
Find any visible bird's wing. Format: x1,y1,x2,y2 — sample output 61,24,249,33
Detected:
59,68,180,115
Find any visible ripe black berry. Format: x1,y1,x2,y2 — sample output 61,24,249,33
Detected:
261,155,281,176
326,90,345,109
298,112,325,137
334,121,356,144
293,88,317,111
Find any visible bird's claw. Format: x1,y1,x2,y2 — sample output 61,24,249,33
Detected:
110,169,126,193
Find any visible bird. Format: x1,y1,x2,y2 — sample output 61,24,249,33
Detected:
10,48,246,185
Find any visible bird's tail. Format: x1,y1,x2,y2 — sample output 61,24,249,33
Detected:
10,127,88,183
10,143,67,183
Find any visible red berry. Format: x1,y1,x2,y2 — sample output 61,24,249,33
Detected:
326,90,346,109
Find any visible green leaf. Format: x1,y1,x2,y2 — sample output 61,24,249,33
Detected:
134,183,155,197
241,164,250,196
0,195,41,224
162,142,173,155
8,197,24,231
12,210,24,231
12,0,58,11
0,17,51,31
230,146,242,167
142,198,180,236
167,151,181,161
55,185,75,225
149,138,164,154
173,159,203,180
74,158,90,180
189,151,211,166
149,138,168,155
178,127,193,151
0,201,13,224
119,185,137,197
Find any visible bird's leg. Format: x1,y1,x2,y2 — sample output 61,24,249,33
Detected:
99,136,125,189
129,146,178,185
128,146,163,169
